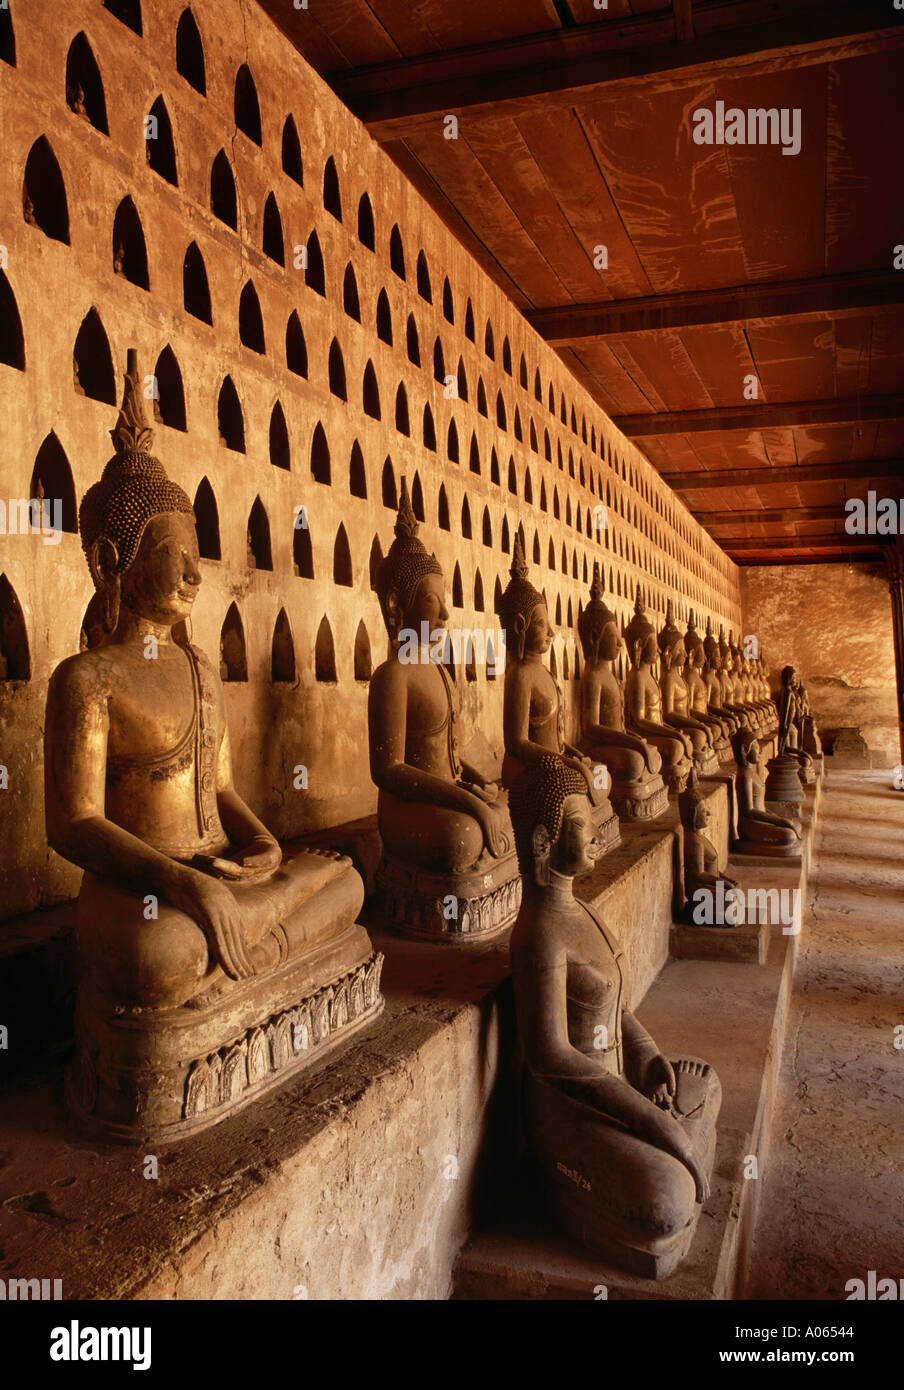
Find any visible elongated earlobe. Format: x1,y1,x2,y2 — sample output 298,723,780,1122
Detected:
531,823,551,887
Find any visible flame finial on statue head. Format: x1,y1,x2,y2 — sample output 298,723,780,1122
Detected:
109,348,155,458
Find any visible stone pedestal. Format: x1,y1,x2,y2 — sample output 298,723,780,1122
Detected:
764,753,805,803
671,920,769,965
68,847,383,1144
609,773,669,822
374,849,521,943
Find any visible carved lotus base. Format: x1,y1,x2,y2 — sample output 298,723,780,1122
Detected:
731,837,800,859
609,774,669,822
590,796,621,853
764,754,805,803
67,920,383,1144
375,849,522,943
662,759,692,795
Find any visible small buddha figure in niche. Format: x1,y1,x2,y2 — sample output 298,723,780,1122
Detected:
508,753,721,1277
44,350,381,1140
657,602,718,775
676,772,738,925
23,191,37,226
500,536,619,850
623,591,692,793
683,615,732,759
577,562,667,821
68,82,88,118
732,728,801,856
368,479,520,940
113,241,125,277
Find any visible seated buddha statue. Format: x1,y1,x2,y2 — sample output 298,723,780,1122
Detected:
675,772,739,925
755,656,779,731
732,728,801,857
683,614,732,761
623,592,692,794
717,629,760,731
657,603,719,776
577,563,667,821
795,672,822,758
701,620,741,736
44,351,382,1142
508,753,721,1278
729,635,769,732
500,536,619,853
368,479,521,941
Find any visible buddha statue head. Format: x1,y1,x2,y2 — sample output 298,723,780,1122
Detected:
718,626,732,672
624,590,658,669
374,476,444,647
782,664,798,691
678,769,709,833
508,752,595,886
499,533,553,662
79,348,198,641
685,612,705,673
657,600,685,672
703,618,720,671
578,561,621,663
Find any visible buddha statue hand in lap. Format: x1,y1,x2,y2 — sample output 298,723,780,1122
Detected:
508,754,721,1278
500,536,620,854
675,772,740,926
45,350,383,1141
367,477,521,941
657,602,719,776
732,728,802,857
576,562,668,821
623,592,692,794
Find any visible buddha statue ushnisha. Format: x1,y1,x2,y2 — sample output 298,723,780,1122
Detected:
508,753,721,1278
732,727,801,857
45,351,382,1141
500,535,619,853
657,601,719,776
683,613,732,761
577,562,667,821
368,478,521,941
623,590,692,794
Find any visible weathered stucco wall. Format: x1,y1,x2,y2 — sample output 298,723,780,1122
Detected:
0,0,741,918
740,563,898,768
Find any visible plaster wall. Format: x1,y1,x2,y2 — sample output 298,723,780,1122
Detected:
740,563,898,768
0,0,741,918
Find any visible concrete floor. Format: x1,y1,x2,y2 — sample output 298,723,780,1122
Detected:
746,771,904,1300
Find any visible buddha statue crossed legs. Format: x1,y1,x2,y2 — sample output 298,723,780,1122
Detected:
368,479,520,941
508,754,721,1278
45,352,382,1141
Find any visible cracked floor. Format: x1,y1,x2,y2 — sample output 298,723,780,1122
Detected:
746,771,904,1300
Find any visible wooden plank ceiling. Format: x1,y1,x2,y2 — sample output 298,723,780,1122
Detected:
257,0,904,566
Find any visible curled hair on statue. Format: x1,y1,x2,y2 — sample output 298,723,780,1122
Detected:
508,752,592,880
499,531,545,661
374,475,443,643
79,349,194,634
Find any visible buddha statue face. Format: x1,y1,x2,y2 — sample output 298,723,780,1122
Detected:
529,791,596,884
403,572,448,635
112,512,201,629
521,602,554,657
639,631,658,666
598,620,622,662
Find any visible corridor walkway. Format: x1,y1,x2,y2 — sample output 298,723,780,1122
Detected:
746,771,904,1299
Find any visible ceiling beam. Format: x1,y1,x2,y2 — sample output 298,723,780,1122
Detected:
332,1,904,140
526,271,903,344
723,535,888,552
701,504,858,525
660,459,904,491
612,395,904,437
737,553,889,567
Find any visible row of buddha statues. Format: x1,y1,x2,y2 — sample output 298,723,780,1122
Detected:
41,354,820,1280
